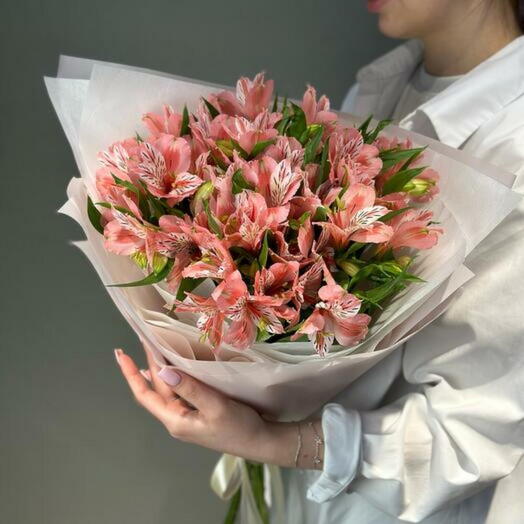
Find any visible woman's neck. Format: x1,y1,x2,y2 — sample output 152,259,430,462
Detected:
422,8,522,76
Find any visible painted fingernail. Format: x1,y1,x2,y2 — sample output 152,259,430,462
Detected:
158,366,182,387
140,369,151,381
114,348,123,365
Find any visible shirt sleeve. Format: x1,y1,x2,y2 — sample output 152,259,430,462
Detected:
339,83,359,114
306,134,524,521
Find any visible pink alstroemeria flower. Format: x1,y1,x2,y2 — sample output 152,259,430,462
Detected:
103,209,155,264
97,138,142,184
215,73,275,120
385,209,443,251
292,277,370,356
254,261,301,324
95,170,141,223
329,127,382,186
154,215,199,290
135,139,202,206
182,227,236,281
320,184,393,250
264,136,305,170
301,85,337,127
142,105,183,137
222,111,279,155
212,270,285,350
246,157,302,208
174,293,225,349
224,191,289,252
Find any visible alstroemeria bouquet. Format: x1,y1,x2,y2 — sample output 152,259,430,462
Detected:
47,57,520,524
89,73,442,356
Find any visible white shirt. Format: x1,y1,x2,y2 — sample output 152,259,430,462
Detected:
278,36,524,523
391,65,462,121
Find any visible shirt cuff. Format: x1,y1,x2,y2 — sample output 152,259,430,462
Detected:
306,403,362,503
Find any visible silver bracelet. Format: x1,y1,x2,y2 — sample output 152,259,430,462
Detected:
308,421,324,467
294,422,303,467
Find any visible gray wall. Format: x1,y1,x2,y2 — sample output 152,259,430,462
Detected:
0,1,394,523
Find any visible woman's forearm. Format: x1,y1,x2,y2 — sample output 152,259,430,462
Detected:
262,420,324,470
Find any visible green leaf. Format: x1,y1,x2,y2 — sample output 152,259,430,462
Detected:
303,125,324,166
95,201,138,218
313,206,329,222
348,263,380,289
355,275,404,306
232,169,254,194
332,270,351,289
229,139,249,159
250,139,276,158
229,246,255,262
379,146,426,170
289,211,311,230
275,100,291,134
180,105,190,136
381,166,426,195
287,103,307,142
357,115,373,136
176,277,205,301
107,259,174,288
281,96,288,113
210,151,228,170
258,230,270,268
271,92,279,113
203,200,223,238
87,196,104,234
340,241,365,258
316,138,330,188
379,206,413,223
111,173,139,195
365,119,391,144
202,97,220,118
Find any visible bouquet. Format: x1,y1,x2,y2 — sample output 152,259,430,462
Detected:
45,57,520,524
90,73,443,357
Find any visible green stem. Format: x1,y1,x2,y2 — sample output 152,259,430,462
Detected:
223,488,241,524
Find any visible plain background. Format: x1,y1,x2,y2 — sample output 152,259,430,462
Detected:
0,1,395,522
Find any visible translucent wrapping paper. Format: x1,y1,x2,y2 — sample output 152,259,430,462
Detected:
46,57,520,421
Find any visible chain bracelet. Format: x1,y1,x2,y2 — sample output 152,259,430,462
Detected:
308,421,324,467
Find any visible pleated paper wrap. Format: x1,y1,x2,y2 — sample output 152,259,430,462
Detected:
45,57,520,524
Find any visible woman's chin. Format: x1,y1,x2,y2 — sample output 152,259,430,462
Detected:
377,15,415,40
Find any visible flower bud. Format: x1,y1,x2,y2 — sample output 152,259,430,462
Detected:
395,255,412,268
131,251,148,270
403,177,435,197
194,180,214,203
216,139,235,158
152,253,168,274
337,259,360,277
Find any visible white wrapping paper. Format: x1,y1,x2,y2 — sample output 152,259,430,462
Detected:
45,57,521,422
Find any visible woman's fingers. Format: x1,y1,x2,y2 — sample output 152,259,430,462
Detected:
115,349,174,422
157,367,224,414
141,340,177,401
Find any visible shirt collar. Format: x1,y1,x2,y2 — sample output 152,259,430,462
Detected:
355,36,524,148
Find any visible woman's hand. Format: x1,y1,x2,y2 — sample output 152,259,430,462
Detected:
114,343,322,468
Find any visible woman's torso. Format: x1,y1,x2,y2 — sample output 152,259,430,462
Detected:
279,36,524,524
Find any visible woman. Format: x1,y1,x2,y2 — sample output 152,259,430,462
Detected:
114,1,524,522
